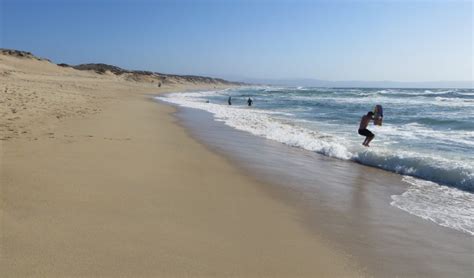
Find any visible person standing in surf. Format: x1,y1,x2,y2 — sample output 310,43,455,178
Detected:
247,97,253,106
228,96,232,105
358,111,375,147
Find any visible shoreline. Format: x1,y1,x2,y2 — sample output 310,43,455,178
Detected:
1,56,364,276
169,102,473,277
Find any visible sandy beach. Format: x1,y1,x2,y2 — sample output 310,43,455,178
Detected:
3,1,472,276
0,53,364,276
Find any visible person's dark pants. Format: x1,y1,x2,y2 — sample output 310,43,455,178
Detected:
358,128,374,138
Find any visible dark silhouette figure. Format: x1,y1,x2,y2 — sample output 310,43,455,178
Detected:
228,96,232,105
247,98,253,106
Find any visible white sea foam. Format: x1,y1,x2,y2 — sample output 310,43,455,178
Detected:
157,92,473,190
422,89,457,95
376,124,474,147
158,93,353,159
391,176,474,236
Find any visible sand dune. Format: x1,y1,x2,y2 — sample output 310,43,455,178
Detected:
0,50,236,141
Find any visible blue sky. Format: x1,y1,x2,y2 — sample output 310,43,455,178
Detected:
1,0,472,82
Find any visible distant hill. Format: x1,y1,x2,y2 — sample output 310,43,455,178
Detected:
58,62,241,85
63,63,130,75
0,48,51,62
1,48,243,86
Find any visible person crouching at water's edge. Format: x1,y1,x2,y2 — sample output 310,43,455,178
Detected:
358,111,375,147
247,98,253,106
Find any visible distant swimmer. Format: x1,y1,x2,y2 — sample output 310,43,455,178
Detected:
358,111,375,147
247,97,253,106
228,96,232,105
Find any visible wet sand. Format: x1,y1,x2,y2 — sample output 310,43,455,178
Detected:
175,106,474,277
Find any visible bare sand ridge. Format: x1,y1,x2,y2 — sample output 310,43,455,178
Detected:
0,50,237,141
0,52,364,276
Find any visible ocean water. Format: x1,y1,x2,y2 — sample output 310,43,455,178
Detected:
157,87,474,235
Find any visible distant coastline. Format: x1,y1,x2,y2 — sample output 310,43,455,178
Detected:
224,77,473,89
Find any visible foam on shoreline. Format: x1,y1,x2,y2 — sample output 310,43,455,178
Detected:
157,89,474,235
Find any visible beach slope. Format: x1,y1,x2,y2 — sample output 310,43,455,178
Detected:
0,52,362,276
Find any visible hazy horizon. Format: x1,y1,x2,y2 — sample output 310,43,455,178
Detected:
1,0,472,83
205,73,473,88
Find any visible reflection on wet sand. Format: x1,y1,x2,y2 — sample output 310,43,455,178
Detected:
177,106,474,278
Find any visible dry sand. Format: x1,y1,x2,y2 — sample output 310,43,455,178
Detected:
0,54,364,276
